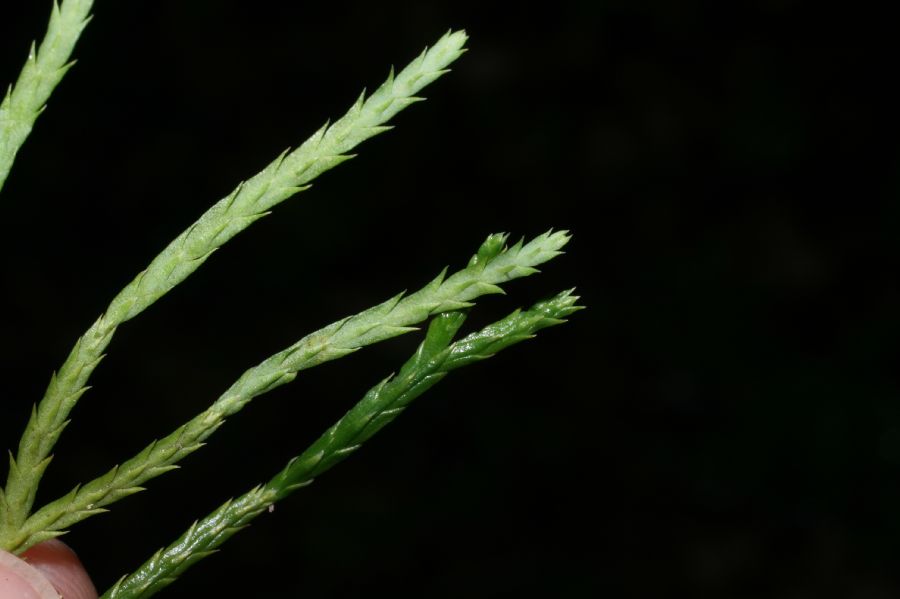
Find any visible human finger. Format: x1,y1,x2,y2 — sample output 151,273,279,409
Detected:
0,539,98,599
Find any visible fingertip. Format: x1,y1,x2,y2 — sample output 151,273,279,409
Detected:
0,548,59,599
21,540,97,599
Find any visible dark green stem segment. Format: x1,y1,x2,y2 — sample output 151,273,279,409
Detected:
101,290,582,599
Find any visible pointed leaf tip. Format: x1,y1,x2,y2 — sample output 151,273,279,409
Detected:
469,233,508,267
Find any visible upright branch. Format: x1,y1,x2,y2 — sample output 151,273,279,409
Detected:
102,290,582,599
4,231,569,553
0,29,468,541
0,0,94,192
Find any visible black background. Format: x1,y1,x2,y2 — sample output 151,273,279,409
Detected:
2,0,899,597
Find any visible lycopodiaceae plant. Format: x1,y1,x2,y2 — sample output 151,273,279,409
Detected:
0,2,580,597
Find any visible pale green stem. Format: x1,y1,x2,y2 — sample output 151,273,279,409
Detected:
0,0,94,534
0,0,93,192
102,291,582,599
5,231,569,553
0,29,468,540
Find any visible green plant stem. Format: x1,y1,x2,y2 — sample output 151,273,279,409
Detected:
101,290,582,599
0,0,94,533
0,29,468,541
0,0,93,193
3,231,569,553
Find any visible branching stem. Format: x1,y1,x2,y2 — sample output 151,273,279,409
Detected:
0,29,468,544
102,290,582,599
5,232,569,553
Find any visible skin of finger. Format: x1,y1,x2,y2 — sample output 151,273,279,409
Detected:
20,540,97,599
0,548,58,599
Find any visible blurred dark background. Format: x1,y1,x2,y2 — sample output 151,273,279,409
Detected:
2,0,899,596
